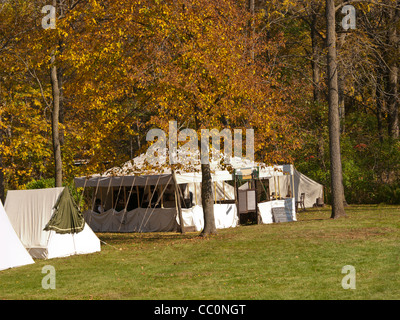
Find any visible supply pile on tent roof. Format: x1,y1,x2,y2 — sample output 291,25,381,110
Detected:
5,187,101,259
0,200,34,271
75,148,293,187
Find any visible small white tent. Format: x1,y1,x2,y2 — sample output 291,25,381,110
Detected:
268,168,324,208
0,200,34,271
5,187,101,259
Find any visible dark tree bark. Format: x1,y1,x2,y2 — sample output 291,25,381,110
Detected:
200,163,216,235
310,10,328,172
376,69,385,144
326,0,346,218
49,0,67,188
385,1,399,139
50,54,63,188
194,111,216,236
311,12,322,104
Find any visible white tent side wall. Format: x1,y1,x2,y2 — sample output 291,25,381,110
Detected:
181,203,238,232
293,169,324,207
268,169,323,208
0,201,34,271
5,188,65,253
46,223,101,259
5,188,100,259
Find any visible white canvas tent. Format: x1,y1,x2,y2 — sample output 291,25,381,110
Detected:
268,168,324,208
4,187,101,259
75,148,298,232
0,200,34,271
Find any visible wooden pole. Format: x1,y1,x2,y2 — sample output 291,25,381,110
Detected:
136,186,140,208
277,175,281,199
111,187,114,210
172,171,185,234
290,165,295,200
194,183,198,205
160,185,164,208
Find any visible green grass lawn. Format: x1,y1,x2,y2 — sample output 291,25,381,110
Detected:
1,205,399,300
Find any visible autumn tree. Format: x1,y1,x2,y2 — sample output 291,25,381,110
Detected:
326,0,346,218
0,1,55,192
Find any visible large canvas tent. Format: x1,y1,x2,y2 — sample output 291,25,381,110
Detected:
0,200,34,271
5,187,101,259
74,149,299,232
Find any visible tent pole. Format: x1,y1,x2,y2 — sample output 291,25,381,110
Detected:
172,171,185,234
124,176,136,212
140,176,172,232
118,176,136,232
194,183,198,205
103,177,113,210
234,172,239,222
277,175,281,199
136,186,140,208
111,187,114,209
112,176,125,213
290,165,295,201
91,178,101,211
160,185,164,208
138,176,160,232
140,177,149,207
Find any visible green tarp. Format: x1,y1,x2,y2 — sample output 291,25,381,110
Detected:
44,188,85,234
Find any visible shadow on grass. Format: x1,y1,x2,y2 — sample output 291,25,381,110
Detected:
97,231,203,245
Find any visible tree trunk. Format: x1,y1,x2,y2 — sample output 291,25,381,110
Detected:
311,12,321,104
376,70,385,144
195,110,216,236
249,0,255,61
326,0,346,218
58,66,65,146
50,53,63,187
200,163,216,235
310,12,327,171
386,2,399,139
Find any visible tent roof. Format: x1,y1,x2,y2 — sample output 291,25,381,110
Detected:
75,148,294,187
44,187,85,234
